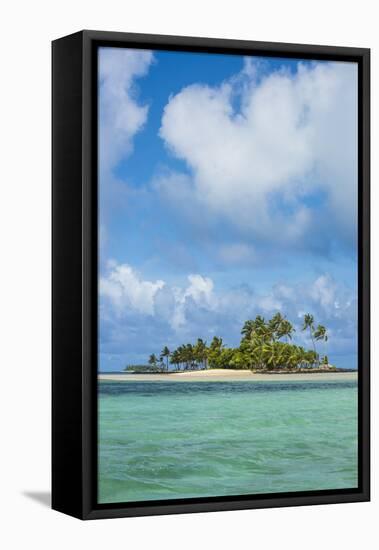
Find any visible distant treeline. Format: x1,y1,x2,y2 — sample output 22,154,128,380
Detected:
124,364,164,373
125,313,330,373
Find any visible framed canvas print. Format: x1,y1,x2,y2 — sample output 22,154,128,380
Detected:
52,30,370,520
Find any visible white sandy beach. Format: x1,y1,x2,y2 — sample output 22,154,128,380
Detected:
98,369,357,383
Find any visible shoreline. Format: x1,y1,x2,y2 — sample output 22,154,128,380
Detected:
98,369,357,383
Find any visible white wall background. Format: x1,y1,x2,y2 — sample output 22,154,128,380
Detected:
0,1,376,548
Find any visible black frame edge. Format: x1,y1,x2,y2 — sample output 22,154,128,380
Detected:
83,29,369,58
52,31,85,519
85,491,369,520
359,48,370,502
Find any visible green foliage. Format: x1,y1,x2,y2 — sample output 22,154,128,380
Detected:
160,346,171,372
148,353,158,366
124,364,164,373
148,312,330,372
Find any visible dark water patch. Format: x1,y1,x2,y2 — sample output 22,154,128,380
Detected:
99,380,357,397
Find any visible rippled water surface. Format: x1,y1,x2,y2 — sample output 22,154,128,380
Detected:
98,380,358,503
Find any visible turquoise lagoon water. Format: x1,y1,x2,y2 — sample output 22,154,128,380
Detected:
98,379,358,503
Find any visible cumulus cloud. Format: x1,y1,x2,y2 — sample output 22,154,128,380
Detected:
159,59,357,248
100,261,164,316
99,47,154,176
100,262,357,368
169,274,215,329
98,47,154,266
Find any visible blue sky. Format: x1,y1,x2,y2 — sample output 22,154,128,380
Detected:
98,47,358,371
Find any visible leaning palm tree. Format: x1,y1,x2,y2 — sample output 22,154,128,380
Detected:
160,346,171,372
148,353,158,369
287,346,303,370
248,335,266,370
268,313,285,341
304,349,318,368
241,320,256,341
176,345,186,370
277,319,295,343
262,341,282,370
314,325,328,363
297,346,307,369
149,353,157,365
302,314,316,354
185,343,195,370
254,316,270,341
245,340,262,370
194,338,208,369
170,350,180,371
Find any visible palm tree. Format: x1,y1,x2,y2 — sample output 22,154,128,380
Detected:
302,314,316,354
254,316,270,341
314,325,328,363
208,336,224,368
170,350,180,371
194,338,208,369
153,314,330,374
185,343,195,370
297,346,307,369
248,335,266,370
148,353,158,369
175,345,185,369
277,319,295,342
262,342,281,370
241,320,256,341
304,349,318,368
268,312,285,341
148,353,157,365
160,346,171,372
230,349,250,370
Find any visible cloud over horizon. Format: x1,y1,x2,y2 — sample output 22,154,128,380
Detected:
100,260,357,368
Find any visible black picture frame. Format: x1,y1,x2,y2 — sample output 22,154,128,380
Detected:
52,30,370,520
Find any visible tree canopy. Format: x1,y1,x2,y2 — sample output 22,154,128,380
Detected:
125,313,330,372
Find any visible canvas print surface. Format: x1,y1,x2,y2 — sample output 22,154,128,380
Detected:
98,47,358,504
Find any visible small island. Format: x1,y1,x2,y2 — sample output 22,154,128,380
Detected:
99,313,357,382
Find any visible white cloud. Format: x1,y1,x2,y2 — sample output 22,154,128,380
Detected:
100,263,216,330
100,262,356,358
98,47,154,263
100,261,164,316
99,47,154,176
170,274,215,329
184,274,214,304
159,59,357,245
309,274,337,308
